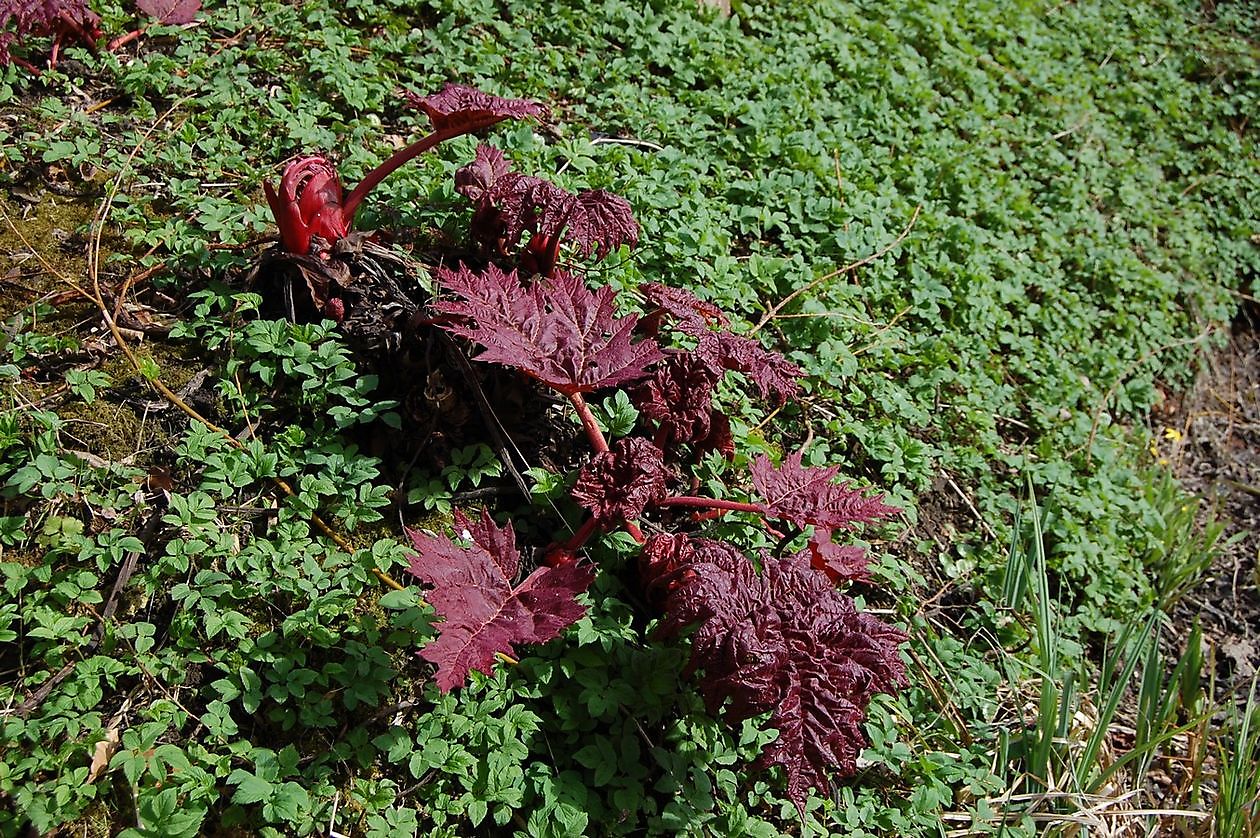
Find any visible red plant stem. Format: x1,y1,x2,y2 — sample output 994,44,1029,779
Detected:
344,114,510,221
343,131,446,220
12,55,41,75
107,27,144,51
661,496,762,514
624,522,646,544
558,516,600,553
567,392,609,453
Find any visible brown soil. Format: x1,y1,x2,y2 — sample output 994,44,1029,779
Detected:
1167,303,1260,699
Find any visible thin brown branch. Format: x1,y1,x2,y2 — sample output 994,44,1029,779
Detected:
752,205,921,334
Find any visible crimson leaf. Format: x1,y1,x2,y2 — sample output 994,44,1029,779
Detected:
561,189,640,259
643,533,907,813
751,451,898,531
434,263,663,395
640,282,802,404
572,437,672,525
406,84,546,135
698,331,803,404
628,351,722,450
455,145,639,272
406,508,595,692
639,282,729,336
807,528,873,584
136,0,198,24
454,143,511,206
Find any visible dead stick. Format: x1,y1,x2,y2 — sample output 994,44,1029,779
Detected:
752,205,921,334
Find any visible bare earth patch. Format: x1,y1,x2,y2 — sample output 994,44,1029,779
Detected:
1169,303,1260,697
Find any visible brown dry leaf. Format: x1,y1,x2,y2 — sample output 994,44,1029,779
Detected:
1221,636,1258,679
86,728,121,783
146,466,174,493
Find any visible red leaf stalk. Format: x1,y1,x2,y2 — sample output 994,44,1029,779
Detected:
659,495,762,515
567,392,609,454
343,130,448,221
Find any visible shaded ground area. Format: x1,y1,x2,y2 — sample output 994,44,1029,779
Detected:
1168,303,1260,695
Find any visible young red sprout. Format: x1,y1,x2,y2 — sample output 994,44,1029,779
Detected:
262,85,545,255
455,144,639,278
262,156,350,257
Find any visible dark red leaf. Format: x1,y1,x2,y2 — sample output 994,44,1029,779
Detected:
637,283,801,404
454,146,638,271
642,534,907,813
572,437,672,525
640,283,729,335
434,263,663,395
698,331,802,405
406,83,545,135
562,189,639,259
807,528,872,584
628,352,721,449
454,143,512,206
698,409,735,459
406,508,595,692
751,451,898,531
488,172,573,247
136,0,198,24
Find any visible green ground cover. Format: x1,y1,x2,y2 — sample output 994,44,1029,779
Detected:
1,0,1258,834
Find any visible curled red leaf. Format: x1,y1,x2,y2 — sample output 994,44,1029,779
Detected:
807,528,872,584
628,352,722,450
638,282,801,404
406,83,546,135
454,143,512,206
455,145,639,274
698,331,802,405
434,263,663,395
572,437,672,525
642,534,907,814
640,283,729,335
562,189,640,260
406,508,595,692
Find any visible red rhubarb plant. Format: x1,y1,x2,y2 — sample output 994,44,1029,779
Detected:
257,83,908,815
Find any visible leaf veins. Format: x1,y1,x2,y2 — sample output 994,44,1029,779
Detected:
642,534,907,814
434,263,663,395
751,451,898,531
406,509,595,692
406,84,546,135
